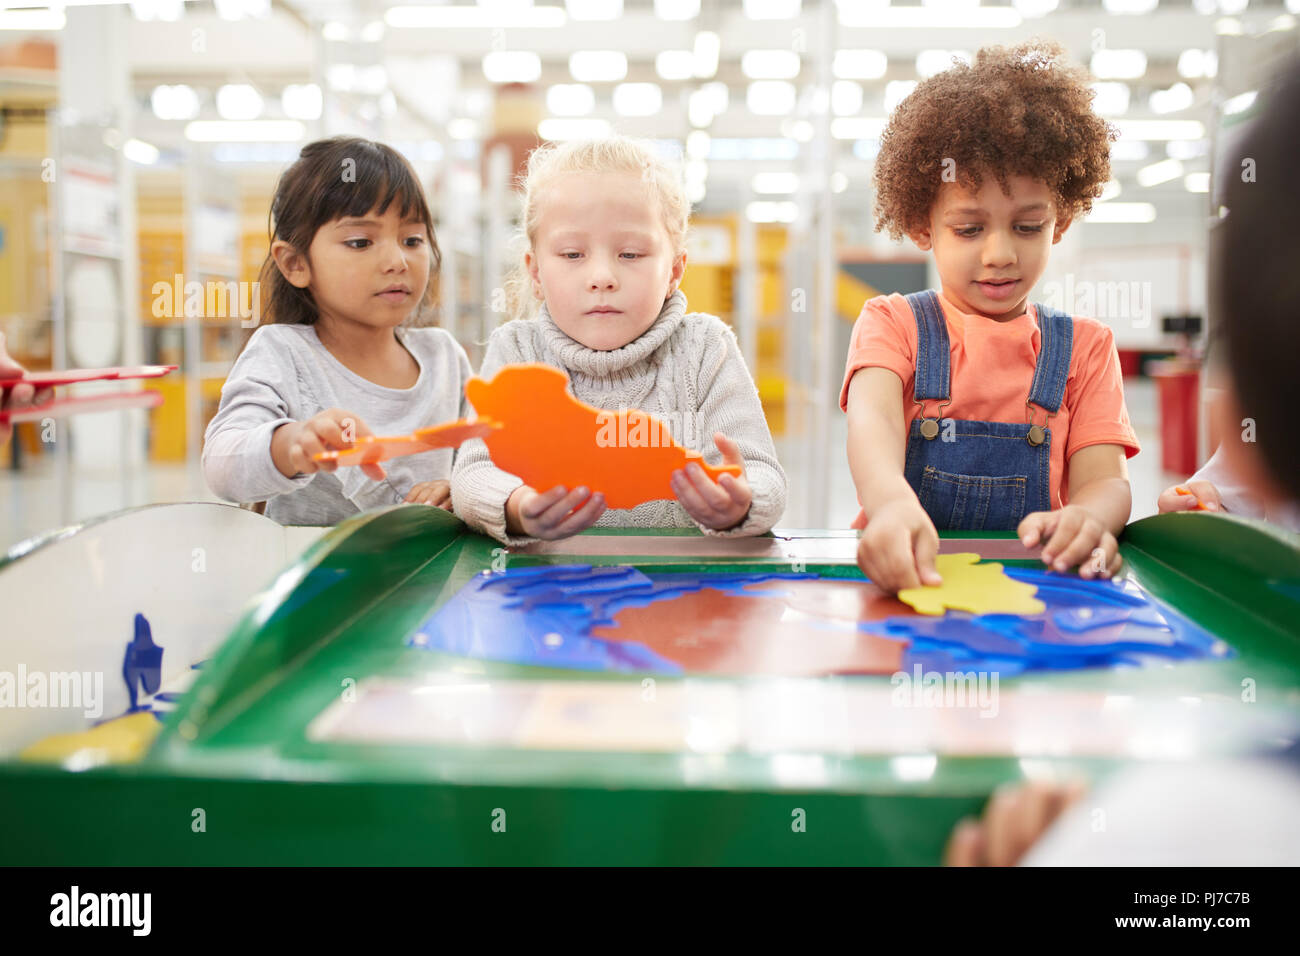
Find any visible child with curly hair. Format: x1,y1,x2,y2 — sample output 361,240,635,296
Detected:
843,41,1139,592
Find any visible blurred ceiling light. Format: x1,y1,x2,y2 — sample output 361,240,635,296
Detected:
1110,140,1150,162
687,82,728,127
693,31,720,78
538,118,613,140
1166,139,1208,160
832,117,888,139
1184,172,1211,193
1011,0,1058,15
123,139,160,165
916,49,971,79
687,181,706,203
566,0,621,19
752,172,800,193
656,50,696,81
360,20,385,42
1219,0,1250,12
613,83,663,116
832,81,863,116
746,201,798,223
742,50,801,80
1099,179,1121,202
570,51,627,82
832,49,887,80
1086,202,1156,223
280,83,322,121
385,5,566,28
746,81,797,115
1288,0,1300,13
1223,91,1257,115
0,8,65,30
1149,82,1194,114
214,0,271,20
685,160,708,184
1101,0,1158,12
884,80,917,112
1137,158,1184,187
744,0,801,17
1091,49,1147,80
831,171,849,193
656,0,700,18
185,120,305,142
216,84,264,121
129,0,184,21
686,130,711,159
150,84,200,121
1270,13,1297,30
1216,17,1243,34
448,118,479,140
322,21,349,41
838,3,1022,27
484,51,542,83
782,118,814,142
1090,82,1131,116
547,84,595,116
1115,119,1205,140
1177,49,1218,79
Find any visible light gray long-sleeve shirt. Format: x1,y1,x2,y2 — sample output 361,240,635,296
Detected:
202,323,473,526
451,291,787,545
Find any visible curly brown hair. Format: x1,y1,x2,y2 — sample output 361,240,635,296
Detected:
872,40,1116,240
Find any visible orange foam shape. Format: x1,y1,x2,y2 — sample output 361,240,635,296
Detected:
315,418,499,468
465,363,742,509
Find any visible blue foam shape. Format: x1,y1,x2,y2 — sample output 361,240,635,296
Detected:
411,564,1233,677
122,612,163,712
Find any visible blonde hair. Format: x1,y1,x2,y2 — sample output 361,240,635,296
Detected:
504,136,691,322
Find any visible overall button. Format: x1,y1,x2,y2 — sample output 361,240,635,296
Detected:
1027,424,1046,446
920,418,940,440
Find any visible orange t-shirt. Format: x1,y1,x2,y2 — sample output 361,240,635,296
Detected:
839,291,1140,512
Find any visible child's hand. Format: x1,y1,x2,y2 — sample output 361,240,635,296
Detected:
1018,505,1121,579
273,409,385,481
0,332,53,448
944,780,1088,867
1158,480,1223,514
856,497,943,593
671,432,752,531
405,479,452,510
506,484,606,540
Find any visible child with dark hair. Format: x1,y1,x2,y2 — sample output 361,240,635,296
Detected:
844,41,1139,592
203,137,473,524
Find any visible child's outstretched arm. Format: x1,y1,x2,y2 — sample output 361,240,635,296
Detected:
677,320,786,536
1018,443,1130,579
846,367,943,592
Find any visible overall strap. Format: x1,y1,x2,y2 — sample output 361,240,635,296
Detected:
1026,304,1074,413
903,290,950,402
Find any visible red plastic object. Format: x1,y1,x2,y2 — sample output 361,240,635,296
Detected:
314,419,499,468
0,390,163,424
465,363,742,509
0,364,178,389
1151,360,1200,476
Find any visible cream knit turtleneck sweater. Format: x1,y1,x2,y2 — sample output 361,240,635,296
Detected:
451,291,788,545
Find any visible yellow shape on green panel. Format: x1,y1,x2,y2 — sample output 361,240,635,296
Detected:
20,712,161,767
897,552,1045,616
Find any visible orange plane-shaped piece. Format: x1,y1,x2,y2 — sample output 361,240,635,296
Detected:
314,418,499,468
465,363,741,509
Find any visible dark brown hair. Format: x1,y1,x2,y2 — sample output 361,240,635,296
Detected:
260,137,441,325
873,40,1115,239
1212,57,1300,502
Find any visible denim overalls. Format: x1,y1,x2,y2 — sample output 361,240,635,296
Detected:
901,290,1072,531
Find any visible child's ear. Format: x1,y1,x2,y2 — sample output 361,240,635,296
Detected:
907,223,934,252
1053,215,1073,244
524,249,544,300
667,250,687,297
271,240,311,289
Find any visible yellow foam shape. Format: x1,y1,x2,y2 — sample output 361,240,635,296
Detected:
19,712,161,766
897,552,1045,616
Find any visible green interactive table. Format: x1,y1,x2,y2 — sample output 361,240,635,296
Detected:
1,506,1297,865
